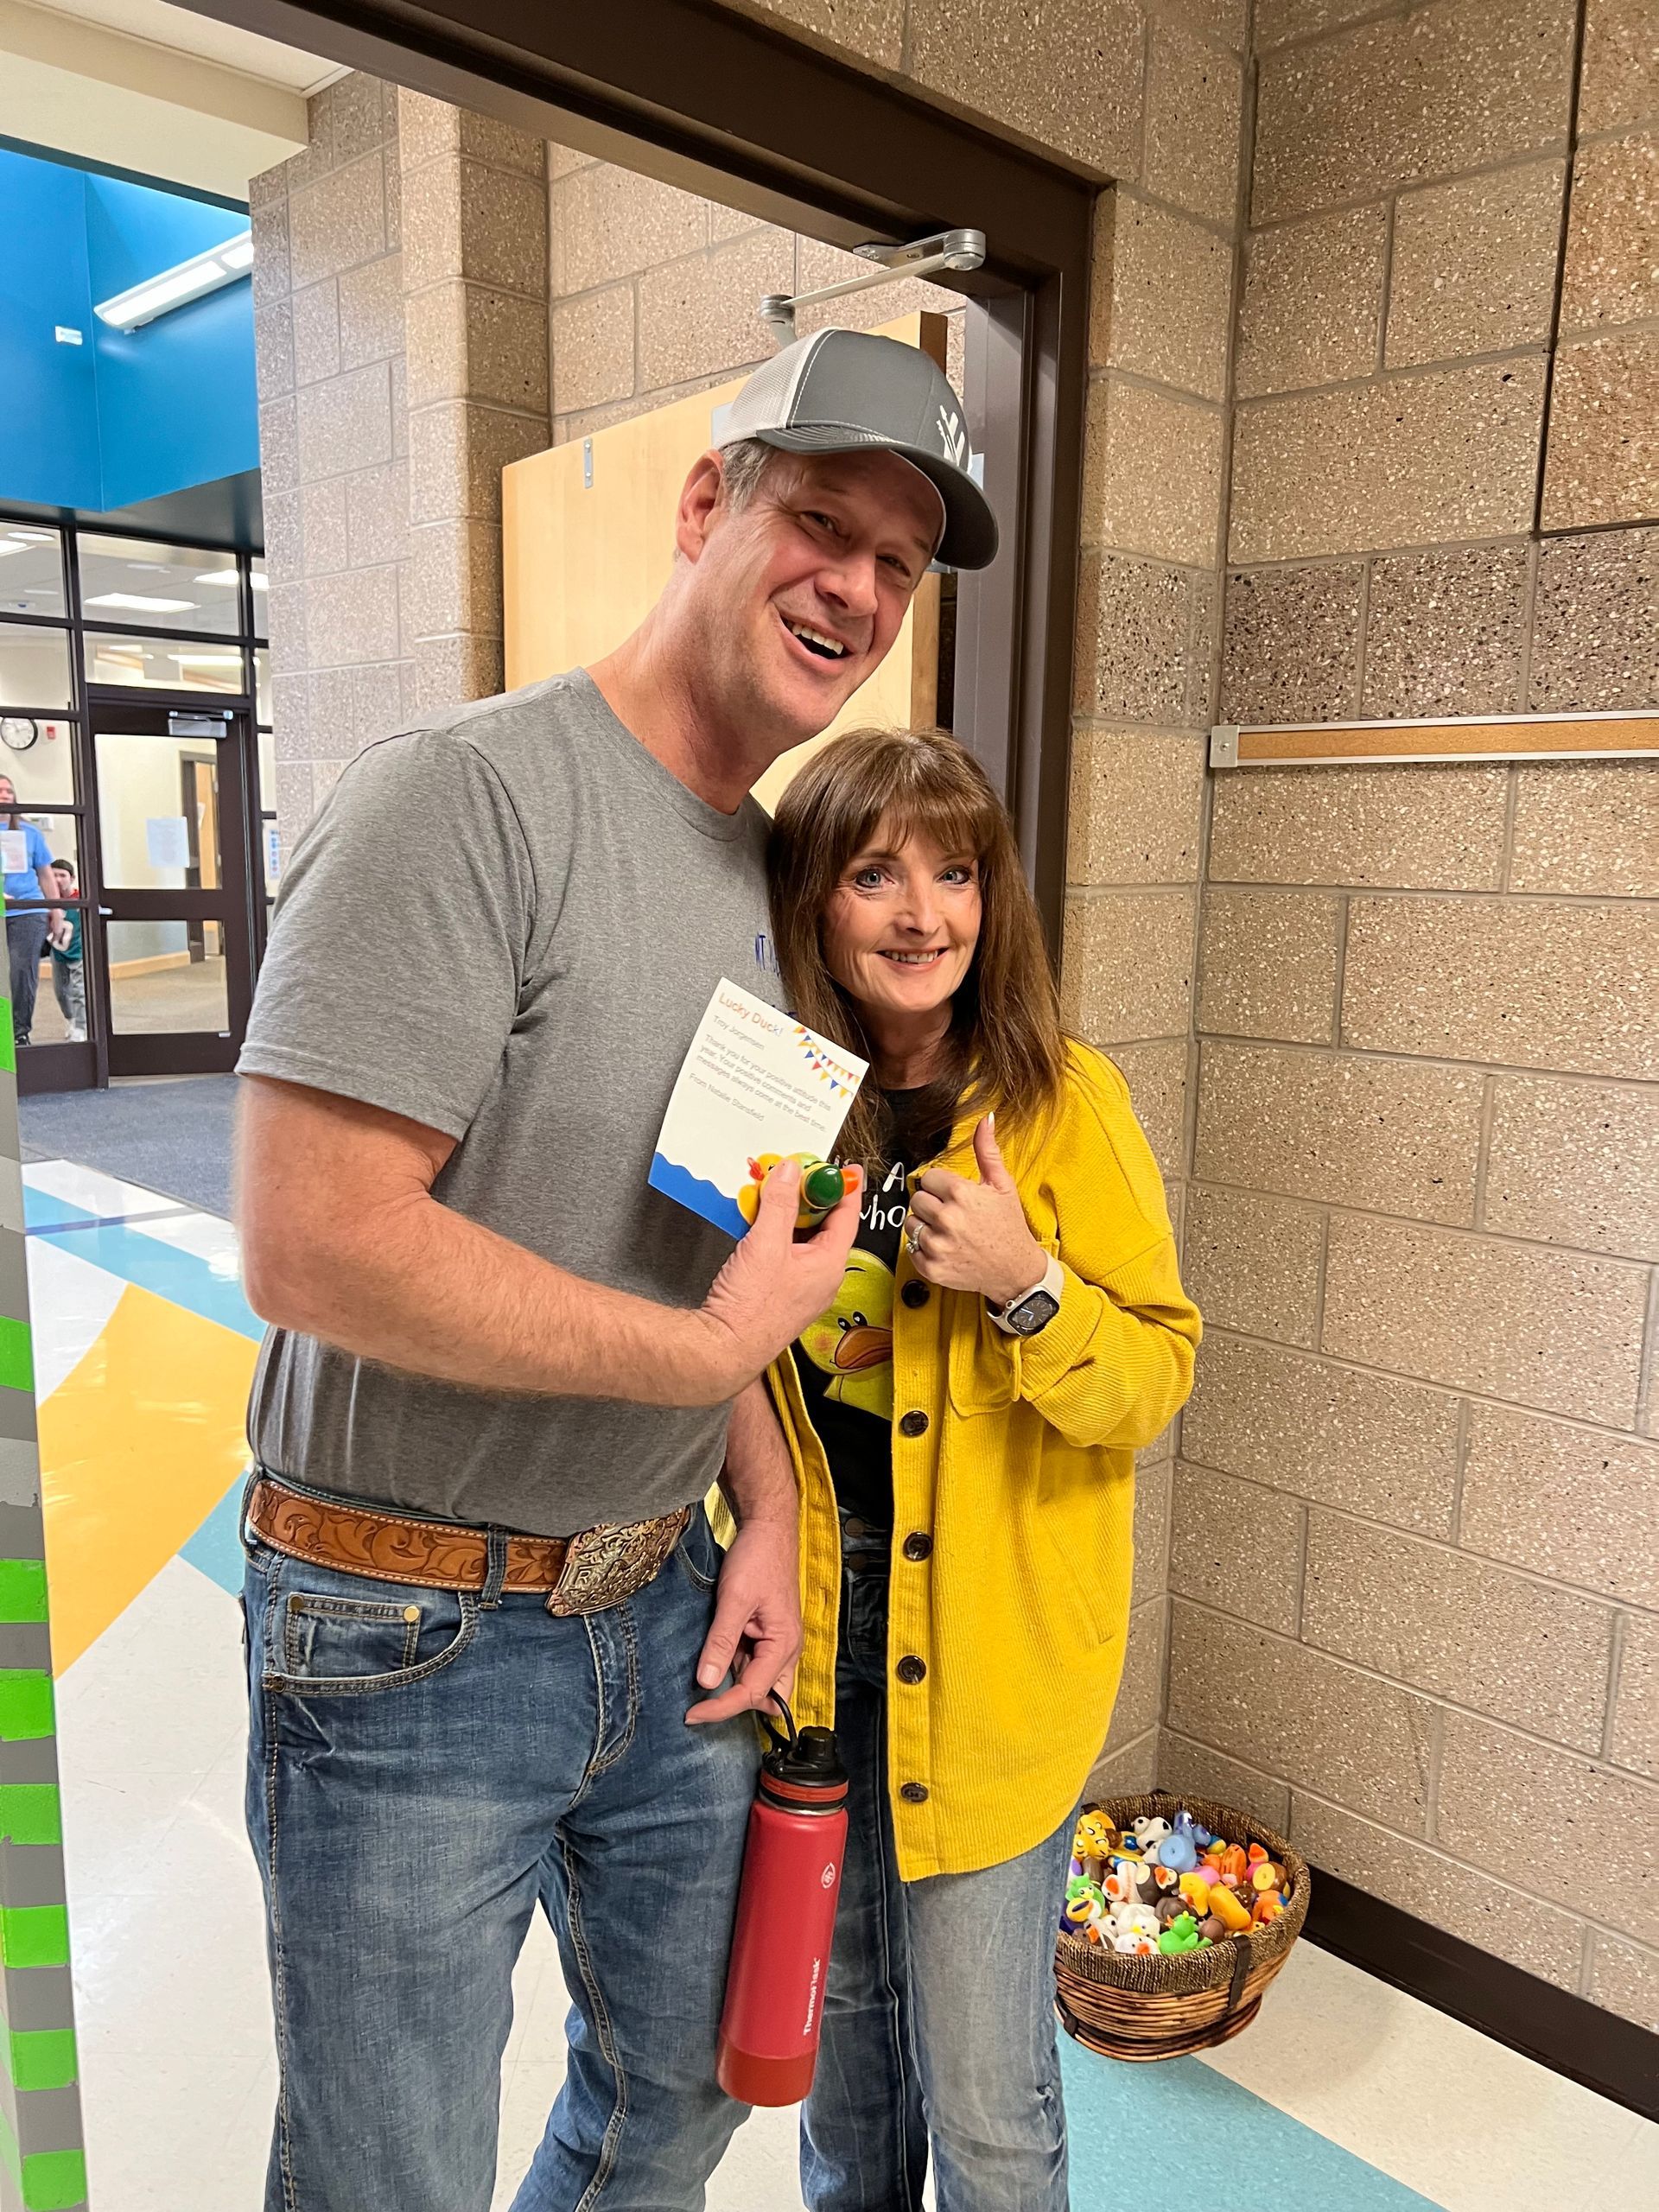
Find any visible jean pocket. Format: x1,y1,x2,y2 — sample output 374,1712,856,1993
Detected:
264,1577,478,1697
672,1507,720,1592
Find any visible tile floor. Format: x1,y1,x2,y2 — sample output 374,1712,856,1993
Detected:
23,1156,1659,2210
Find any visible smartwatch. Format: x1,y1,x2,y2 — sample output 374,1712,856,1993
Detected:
988,1253,1065,1337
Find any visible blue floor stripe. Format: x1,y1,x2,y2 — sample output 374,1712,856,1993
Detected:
180,1479,251,1598
25,1192,263,1343
1060,2038,1444,2211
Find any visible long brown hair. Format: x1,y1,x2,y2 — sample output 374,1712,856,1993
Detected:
767,727,1069,1172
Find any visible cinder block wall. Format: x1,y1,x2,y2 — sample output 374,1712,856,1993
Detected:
251,81,550,849
1166,0,1658,2031
544,156,966,446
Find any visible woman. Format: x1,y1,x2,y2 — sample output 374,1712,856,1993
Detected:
0,776,62,1051
764,728,1200,2212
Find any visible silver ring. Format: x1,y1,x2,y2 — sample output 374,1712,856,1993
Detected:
906,1221,925,1255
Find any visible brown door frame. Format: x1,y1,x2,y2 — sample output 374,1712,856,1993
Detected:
181,0,1093,946
85,696,257,1077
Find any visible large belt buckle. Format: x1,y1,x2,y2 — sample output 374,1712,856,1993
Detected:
545,1507,690,1618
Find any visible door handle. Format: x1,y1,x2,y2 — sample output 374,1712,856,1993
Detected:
98,906,113,918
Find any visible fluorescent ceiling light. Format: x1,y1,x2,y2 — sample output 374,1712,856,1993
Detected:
93,230,255,333
86,593,196,613
0,544,24,559
168,652,242,666
193,569,267,590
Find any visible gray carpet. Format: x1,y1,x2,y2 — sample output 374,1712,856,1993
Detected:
19,1076,238,1218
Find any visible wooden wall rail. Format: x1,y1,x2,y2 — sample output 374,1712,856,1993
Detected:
1211,712,1658,769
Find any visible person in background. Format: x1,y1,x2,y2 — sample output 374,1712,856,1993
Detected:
764,726,1202,2212
48,861,85,1042
0,775,62,1050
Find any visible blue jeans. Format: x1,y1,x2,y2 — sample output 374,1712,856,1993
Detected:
801,1526,1072,2212
243,1498,758,2211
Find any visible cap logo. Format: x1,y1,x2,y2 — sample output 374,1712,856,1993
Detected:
937,403,968,470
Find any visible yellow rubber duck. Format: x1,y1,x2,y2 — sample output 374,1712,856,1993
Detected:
797,1252,895,1417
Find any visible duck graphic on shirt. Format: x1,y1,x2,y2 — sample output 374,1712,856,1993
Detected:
797,1249,895,1421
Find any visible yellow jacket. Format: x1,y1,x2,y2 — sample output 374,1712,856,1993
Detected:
766,1042,1201,1882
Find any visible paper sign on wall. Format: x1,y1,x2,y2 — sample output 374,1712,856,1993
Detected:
650,978,867,1238
145,816,190,869
0,832,29,875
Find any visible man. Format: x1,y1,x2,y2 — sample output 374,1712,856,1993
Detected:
234,327,999,2212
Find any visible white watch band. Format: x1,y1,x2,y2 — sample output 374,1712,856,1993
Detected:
989,1252,1065,1333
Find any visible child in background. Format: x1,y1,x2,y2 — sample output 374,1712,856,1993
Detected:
48,861,85,1042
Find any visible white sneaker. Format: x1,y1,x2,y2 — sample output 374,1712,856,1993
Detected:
67,1026,86,1042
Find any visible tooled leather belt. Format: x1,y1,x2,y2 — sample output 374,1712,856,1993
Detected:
246,1472,692,1618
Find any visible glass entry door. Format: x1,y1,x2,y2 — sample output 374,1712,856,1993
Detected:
87,702,256,1076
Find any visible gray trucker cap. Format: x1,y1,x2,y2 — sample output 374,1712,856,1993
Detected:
721,328,998,570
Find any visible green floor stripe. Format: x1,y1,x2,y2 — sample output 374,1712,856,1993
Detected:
0,1905,68,1970
0,1319,31,1394
7,2030,76,2094
0,1015,12,1078
0,1672,53,1742
0,1562,48,1625
0,1786,60,1847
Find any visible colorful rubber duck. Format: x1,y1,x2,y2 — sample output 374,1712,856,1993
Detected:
737,1151,848,1229
1206,1882,1252,1934
1157,1911,1211,1955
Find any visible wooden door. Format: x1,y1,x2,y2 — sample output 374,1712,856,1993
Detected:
502,312,945,811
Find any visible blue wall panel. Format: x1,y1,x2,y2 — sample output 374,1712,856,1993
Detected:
0,150,101,510
0,150,259,516
83,177,257,512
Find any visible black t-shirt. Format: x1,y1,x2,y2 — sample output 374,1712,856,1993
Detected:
789,1089,951,1531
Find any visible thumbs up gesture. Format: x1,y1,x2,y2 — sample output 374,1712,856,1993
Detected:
906,1114,1047,1304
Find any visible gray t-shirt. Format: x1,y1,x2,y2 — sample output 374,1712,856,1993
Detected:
238,670,778,1536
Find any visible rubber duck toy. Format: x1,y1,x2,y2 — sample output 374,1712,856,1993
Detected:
1178,1872,1213,1914
1157,1911,1211,1956
1206,1883,1252,1935
1157,1811,1199,1872
737,1152,848,1230
794,1253,895,1416
1075,1813,1117,1861
1252,1890,1287,1927
1130,1816,1173,1852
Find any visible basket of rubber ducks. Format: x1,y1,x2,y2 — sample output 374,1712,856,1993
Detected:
1053,1792,1311,2062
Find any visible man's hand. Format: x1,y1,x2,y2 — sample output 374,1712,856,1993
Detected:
686,1513,802,1725
698,1158,864,1389
906,1116,1046,1305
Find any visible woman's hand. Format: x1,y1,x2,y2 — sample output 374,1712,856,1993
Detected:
906,1116,1048,1306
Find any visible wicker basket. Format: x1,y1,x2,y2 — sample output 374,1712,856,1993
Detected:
1054,1790,1311,2062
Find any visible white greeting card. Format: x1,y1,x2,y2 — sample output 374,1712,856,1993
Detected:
650,978,867,1237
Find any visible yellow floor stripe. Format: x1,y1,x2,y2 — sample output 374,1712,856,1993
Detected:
38,1284,256,1673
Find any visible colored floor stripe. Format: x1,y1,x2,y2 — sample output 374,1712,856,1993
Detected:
1060,2038,1444,2210
38,1285,257,1671
26,1198,260,1343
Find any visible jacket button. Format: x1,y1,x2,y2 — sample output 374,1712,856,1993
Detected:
902,1532,933,1562
896,1655,927,1685
899,1409,929,1438
900,1781,930,1805
901,1280,930,1308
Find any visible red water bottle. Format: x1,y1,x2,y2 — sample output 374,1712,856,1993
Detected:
716,1701,849,2105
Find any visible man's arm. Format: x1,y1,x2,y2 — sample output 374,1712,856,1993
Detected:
235,1074,861,1411
687,1378,801,1723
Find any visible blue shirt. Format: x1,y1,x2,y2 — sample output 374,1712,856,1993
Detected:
2,821,52,906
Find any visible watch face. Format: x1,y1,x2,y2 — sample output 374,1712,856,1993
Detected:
1007,1289,1060,1337
0,717,37,753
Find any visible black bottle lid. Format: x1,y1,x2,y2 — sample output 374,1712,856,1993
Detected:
759,1706,849,1808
